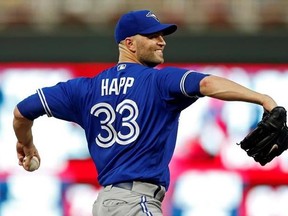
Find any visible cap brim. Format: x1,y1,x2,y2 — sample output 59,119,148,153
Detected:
139,24,177,36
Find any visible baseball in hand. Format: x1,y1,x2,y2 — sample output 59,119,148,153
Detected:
24,156,40,171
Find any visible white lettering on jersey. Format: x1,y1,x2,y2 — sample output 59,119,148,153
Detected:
101,77,134,96
90,99,140,148
101,79,109,96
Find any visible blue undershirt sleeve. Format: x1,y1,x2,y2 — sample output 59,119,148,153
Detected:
183,71,210,97
17,93,46,121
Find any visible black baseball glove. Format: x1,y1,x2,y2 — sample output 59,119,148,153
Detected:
238,106,288,166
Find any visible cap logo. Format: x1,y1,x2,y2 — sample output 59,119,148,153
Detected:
146,11,160,22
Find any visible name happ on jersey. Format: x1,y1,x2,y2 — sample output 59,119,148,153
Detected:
101,77,134,96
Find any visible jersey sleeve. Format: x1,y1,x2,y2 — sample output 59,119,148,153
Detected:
17,77,89,125
156,67,209,100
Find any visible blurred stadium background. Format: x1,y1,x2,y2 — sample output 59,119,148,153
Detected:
1,1,288,216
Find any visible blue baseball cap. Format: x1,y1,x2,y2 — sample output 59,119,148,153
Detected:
114,10,177,44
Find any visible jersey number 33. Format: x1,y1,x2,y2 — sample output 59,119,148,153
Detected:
90,99,140,148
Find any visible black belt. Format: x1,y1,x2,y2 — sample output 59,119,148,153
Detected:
113,182,134,190
112,182,162,199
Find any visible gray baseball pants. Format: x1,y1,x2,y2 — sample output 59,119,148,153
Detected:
92,181,166,216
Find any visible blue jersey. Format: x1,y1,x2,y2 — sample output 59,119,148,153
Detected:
17,63,208,190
